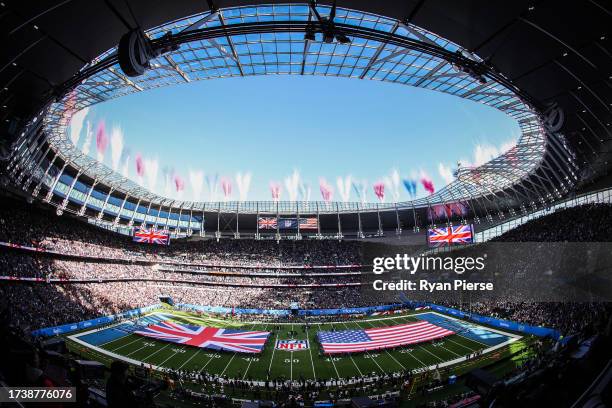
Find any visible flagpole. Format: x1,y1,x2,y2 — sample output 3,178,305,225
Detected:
216,202,221,241
187,203,193,236
357,202,364,238
177,203,184,237
255,201,260,240
394,203,402,236
235,201,240,239
296,200,301,240
115,193,129,227
376,202,383,236
336,202,342,241
275,200,280,243
128,198,141,227
143,201,153,228
200,203,206,237
316,202,321,239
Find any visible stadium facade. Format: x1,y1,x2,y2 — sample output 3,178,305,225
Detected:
1,1,610,240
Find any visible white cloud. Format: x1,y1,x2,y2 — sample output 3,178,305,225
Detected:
438,162,455,185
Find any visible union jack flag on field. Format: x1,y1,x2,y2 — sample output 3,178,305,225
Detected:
258,217,277,229
427,224,473,246
134,320,270,353
133,226,170,245
318,321,454,354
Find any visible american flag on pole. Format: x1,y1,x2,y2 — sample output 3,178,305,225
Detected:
132,226,170,245
427,224,473,246
258,217,277,229
134,320,270,353
299,217,318,230
317,321,454,354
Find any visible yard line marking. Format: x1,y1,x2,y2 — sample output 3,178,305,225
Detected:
340,322,366,377
418,344,445,362
218,323,257,378
125,344,150,357
359,320,406,370
349,355,363,377
305,325,317,379
243,324,267,380
110,337,144,352
220,354,236,376
319,323,341,379
268,331,280,376
438,343,462,358
141,344,170,362
445,337,480,352
159,348,183,367
177,348,201,370
366,350,386,374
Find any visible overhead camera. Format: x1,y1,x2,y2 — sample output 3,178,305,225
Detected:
118,30,179,77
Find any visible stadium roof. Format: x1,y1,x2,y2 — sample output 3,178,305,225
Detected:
1,0,611,229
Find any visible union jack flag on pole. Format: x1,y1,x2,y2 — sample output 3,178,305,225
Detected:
134,320,270,353
318,321,454,354
133,226,170,245
427,224,473,246
258,217,277,230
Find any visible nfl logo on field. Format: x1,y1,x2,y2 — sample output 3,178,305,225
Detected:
276,339,309,350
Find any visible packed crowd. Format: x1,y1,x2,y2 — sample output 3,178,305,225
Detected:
492,203,612,242
0,199,362,267
434,300,610,337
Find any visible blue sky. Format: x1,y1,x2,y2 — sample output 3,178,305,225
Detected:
68,75,520,202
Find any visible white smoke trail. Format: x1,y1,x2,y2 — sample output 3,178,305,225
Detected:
110,125,124,171
81,121,92,155
189,170,204,202
299,183,311,202
144,158,159,192
352,179,367,204
162,167,173,197
236,172,252,201
383,169,400,202
119,148,130,178
284,170,300,201
438,163,455,185
206,174,219,201
336,175,352,202
69,107,89,146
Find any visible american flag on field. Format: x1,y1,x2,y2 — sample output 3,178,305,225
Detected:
258,217,277,230
427,224,473,246
299,217,318,230
318,321,454,354
134,320,270,353
133,226,170,245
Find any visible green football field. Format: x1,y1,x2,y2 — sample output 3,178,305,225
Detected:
66,309,525,384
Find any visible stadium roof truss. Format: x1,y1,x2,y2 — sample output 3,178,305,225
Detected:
7,3,578,232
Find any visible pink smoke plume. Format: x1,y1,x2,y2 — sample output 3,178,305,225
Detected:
95,121,108,154
135,154,145,177
221,177,232,198
373,181,385,201
270,182,281,200
319,179,333,202
421,178,435,195
173,174,185,192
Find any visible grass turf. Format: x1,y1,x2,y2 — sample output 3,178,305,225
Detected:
76,310,501,382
